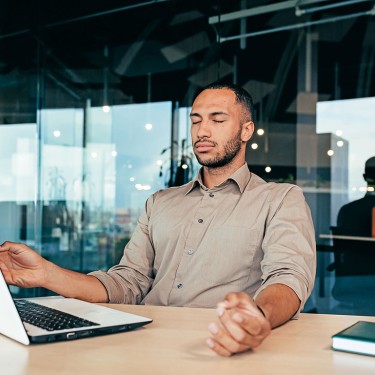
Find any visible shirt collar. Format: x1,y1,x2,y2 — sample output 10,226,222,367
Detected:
185,163,251,195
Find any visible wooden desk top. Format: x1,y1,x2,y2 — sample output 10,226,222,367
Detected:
319,234,375,242
1,305,375,375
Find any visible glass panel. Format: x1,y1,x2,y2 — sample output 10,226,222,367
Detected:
1,1,374,313
39,108,84,270
0,124,37,244
176,106,200,184
314,98,375,315
37,102,172,275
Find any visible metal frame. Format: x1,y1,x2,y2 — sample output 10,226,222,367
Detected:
209,0,373,24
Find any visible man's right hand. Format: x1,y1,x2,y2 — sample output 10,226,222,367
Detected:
0,241,108,302
0,241,49,288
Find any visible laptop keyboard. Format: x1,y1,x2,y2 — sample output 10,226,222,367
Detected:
15,299,100,331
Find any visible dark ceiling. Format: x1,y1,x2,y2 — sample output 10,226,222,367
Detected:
0,0,374,123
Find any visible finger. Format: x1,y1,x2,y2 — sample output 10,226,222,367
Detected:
220,292,256,312
206,338,232,357
221,291,248,308
217,307,263,345
207,321,250,355
232,311,271,340
0,241,21,254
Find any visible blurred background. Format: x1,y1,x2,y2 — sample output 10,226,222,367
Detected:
1,0,375,315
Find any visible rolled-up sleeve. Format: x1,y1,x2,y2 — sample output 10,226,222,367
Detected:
253,186,316,313
88,194,156,304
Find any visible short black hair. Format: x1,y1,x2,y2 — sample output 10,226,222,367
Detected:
365,156,375,179
194,81,255,122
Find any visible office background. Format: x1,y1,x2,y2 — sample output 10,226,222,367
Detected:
1,0,374,315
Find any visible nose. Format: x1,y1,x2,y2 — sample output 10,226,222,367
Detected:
196,120,211,139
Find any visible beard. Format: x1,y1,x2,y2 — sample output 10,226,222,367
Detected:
194,128,242,168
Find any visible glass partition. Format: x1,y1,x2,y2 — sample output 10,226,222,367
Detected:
0,1,374,313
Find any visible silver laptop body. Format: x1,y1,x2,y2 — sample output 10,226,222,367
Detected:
0,270,152,345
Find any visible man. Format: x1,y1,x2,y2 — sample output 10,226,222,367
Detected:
0,82,316,357
330,157,375,307
337,156,375,237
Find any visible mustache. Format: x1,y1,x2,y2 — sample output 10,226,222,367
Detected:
194,138,217,147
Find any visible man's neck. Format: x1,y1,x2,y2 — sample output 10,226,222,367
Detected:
201,160,246,189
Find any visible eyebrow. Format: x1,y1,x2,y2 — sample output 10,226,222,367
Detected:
189,111,229,117
211,111,229,117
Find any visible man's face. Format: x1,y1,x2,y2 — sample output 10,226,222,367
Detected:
190,88,249,168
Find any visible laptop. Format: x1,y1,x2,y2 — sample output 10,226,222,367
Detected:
0,270,152,345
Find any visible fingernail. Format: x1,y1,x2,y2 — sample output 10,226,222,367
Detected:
232,313,244,323
206,338,215,348
216,307,225,317
208,322,219,334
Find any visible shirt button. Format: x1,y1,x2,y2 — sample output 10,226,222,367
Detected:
198,219,203,223
209,193,214,197
187,249,193,255
177,283,183,289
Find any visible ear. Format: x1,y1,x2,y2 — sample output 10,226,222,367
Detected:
241,121,254,142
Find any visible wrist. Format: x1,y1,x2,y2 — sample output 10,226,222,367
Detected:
42,259,58,289
256,304,266,318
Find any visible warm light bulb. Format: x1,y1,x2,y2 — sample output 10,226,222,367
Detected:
102,105,110,113
251,143,258,150
257,129,265,136
327,150,334,156
336,141,344,147
145,123,153,130
53,130,61,138
265,166,271,173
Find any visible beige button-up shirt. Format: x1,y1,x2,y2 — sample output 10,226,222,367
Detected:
90,164,316,310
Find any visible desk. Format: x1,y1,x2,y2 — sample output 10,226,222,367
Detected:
320,234,375,242
1,305,375,375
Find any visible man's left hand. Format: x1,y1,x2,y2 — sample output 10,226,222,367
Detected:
206,292,271,357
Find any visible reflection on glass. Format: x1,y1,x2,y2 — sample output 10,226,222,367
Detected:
0,123,37,259
0,102,173,295
317,97,375,201
174,106,199,186
317,97,375,315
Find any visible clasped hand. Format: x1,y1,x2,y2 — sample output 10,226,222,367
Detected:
206,292,271,357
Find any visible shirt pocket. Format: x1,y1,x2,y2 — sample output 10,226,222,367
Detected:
200,226,260,286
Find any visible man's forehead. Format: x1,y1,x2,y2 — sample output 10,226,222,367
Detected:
191,88,237,111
